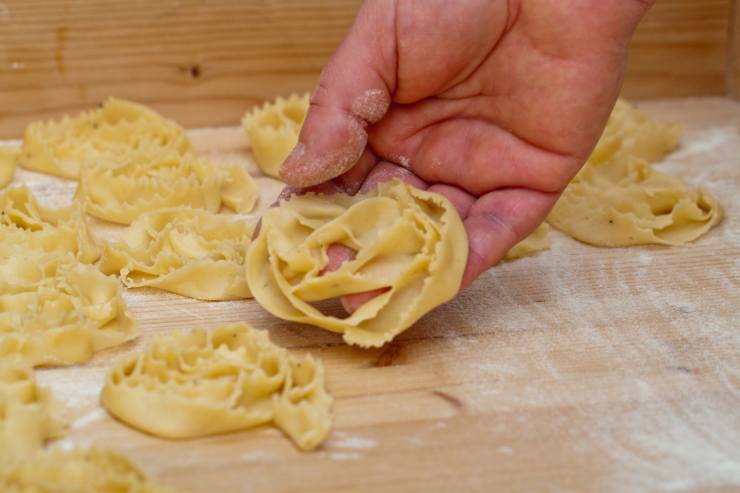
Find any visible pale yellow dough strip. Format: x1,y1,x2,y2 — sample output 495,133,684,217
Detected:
100,207,254,301
102,323,332,451
246,180,468,347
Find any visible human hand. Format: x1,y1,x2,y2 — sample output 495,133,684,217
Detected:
278,0,654,310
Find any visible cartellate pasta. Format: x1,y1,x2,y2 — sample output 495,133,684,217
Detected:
549,99,722,246
0,448,171,493
0,252,137,367
0,186,99,263
0,148,17,188
0,362,66,465
101,323,332,451
246,180,468,347
242,93,309,178
18,98,190,179
100,207,254,300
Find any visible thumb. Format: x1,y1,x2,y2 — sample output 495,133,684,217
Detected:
279,2,397,188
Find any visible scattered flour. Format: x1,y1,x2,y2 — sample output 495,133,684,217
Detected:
72,407,107,430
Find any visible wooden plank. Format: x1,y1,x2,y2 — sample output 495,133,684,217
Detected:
622,0,732,99
3,97,739,492
0,0,361,138
729,0,740,98
0,0,735,138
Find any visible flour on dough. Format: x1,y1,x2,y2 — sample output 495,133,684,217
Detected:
0,362,66,465
242,93,309,178
100,207,254,300
101,323,332,451
0,185,99,263
247,179,468,347
548,99,722,246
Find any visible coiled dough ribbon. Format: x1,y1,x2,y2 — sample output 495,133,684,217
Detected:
1,186,99,264
549,99,722,246
0,448,172,493
246,180,468,347
0,252,138,367
18,98,190,179
0,362,66,465
75,149,257,225
242,93,308,178
101,323,332,451
100,207,254,300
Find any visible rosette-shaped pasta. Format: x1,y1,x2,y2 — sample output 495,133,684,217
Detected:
0,448,171,493
0,362,66,464
0,186,99,263
0,252,138,367
0,148,17,188
242,93,308,178
549,100,722,246
75,147,257,224
101,323,332,451
99,207,254,300
18,98,190,179
246,180,468,347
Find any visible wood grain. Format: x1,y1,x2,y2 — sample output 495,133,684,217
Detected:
622,0,732,99
4,97,739,492
0,0,736,138
730,0,740,99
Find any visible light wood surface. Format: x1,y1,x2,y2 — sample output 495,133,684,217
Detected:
2,97,738,492
730,0,740,99
0,0,737,138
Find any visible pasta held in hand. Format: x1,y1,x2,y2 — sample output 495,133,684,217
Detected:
100,207,254,301
101,323,332,451
246,180,468,347
549,100,722,246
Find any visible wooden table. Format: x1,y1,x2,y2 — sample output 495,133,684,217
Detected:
5,97,740,493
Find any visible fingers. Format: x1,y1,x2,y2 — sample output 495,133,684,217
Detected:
331,147,380,195
320,244,389,315
279,2,398,188
461,187,559,289
370,107,584,196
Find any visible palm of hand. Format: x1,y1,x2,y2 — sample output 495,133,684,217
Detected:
280,0,652,289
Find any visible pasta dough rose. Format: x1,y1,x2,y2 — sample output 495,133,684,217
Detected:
0,448,171,493
246,180,468,347
101,323,332,451
242,93,308,178
0,148,17,188
0,252,137,367
75,148,257,224
549,100,722,246
99,207,254,300
0,362,66,465
18,98,190,179
1,186,99,263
